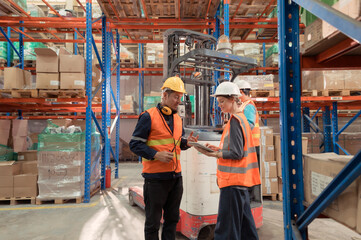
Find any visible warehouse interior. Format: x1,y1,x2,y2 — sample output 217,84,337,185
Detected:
0,0,360,239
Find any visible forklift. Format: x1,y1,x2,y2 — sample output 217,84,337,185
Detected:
129,29,262,240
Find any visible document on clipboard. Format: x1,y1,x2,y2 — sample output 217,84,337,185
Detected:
188,142,215,152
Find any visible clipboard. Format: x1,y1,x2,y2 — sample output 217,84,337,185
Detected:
188,142,215,152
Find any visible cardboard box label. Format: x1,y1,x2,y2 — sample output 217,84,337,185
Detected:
50,80,59,86
311,171,333,196
74,80,85,86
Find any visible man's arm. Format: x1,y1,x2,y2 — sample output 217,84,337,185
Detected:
222,118,245,160
129,112,157,160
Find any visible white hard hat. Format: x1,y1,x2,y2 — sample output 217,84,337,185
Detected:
235,79,252,89
211,82,241,97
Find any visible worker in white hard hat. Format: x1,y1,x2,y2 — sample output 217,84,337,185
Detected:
235,79,261,205
194,81,260,240
129,76,199,240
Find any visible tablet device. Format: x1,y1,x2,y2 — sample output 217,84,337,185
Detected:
188,142,215,152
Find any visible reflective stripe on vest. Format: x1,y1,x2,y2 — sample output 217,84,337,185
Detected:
240,99,260,146
217,113,261,188
141,107,182,174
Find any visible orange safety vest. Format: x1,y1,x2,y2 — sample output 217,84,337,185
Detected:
217,113,261,188
240,99,260,146
141,107,182,174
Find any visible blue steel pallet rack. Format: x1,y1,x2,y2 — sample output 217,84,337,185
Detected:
278,0,361,239
0,1,123,203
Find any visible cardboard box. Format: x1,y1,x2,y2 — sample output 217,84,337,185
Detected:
0,120,11,146
262,177,278,194
260,127,273,146
36,73,59,89
4,67,25,89
261,145,274,162
20,161,38,174
18,150,37,161
303,153,358,229
38,165,83,182
59,54,85,73
23,70,32,89
261,161,278,178
274,135,308,177
60,73,85,89
13,174,38,197
35,48,59,73
0,176,14,198
13,136,28,152
12,119,28,136
0,161,21,176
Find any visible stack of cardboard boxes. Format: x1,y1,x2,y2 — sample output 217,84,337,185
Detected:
260,127,278,196
120,95,136,114
0,120,11,146
14,150,38,198
35,48,85,90
12,120,29,152
234,75,274,90
0,161,21,199
303,153,361,234
0,150,38,199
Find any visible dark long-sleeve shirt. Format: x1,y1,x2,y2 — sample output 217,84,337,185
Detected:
221,117,245,160
129,104,189,179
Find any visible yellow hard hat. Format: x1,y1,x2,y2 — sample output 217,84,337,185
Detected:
161,76,187,94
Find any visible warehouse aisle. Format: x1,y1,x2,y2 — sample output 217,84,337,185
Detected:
0,163,359,240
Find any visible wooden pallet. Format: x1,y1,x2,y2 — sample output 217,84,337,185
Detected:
144,0,178,18
250,90,275,97
38,90,85,98
13,60,36,68
97,0,142,19
262,193,279,201
0,197,36,205
302,89,360,97
0,1,28,16
36,197,83,205
145,63,163,68
229,0,276,19
181,0,219,19
0,89,38,98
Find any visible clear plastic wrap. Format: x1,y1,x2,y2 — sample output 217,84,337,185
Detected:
234,74,274,90
37,120,101,200
0,145,14,161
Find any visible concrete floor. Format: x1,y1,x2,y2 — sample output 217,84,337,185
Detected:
0,162,360,240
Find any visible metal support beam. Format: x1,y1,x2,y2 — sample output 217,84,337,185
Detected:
84,0,93,203
292,0,361,44
115,30,120,179
7,27,11,67
297,150,361,231
278,0,306,239
331,102,339,154
19,21,24,69
323,106,332,152
303,107,310,132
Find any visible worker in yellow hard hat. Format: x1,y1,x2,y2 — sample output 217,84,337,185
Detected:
130,76,198,240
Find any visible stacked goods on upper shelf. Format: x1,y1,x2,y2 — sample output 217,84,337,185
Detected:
233,43,261,65
145,43,163,66
303,0,361,50
13,42,47,62
234,74,275,91
265,44,278,67
36,47,86,90
35,47,61,89
59,49,85,89
0,42,12,63
302,70,361,92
